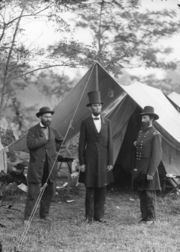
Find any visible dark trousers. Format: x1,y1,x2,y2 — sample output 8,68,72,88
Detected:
139,190,156,221
85,187,106,221
24,155,54,220
24,182,54,220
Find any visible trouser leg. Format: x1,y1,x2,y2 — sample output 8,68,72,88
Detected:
94,187,106,220
39,182,54,218
85,187,94,221
42,154,49,184
146,190,156,221
139,190,147,221
24,183,41,220
39,153,55,218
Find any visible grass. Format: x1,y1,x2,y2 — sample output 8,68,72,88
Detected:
1,185,180,252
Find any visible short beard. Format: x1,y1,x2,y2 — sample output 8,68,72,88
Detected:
141,121,150,130
92,112,100,116
41,120,51,128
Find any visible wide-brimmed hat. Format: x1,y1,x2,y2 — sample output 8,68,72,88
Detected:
86,91,103,107
140,106,159,120
36,107,54,118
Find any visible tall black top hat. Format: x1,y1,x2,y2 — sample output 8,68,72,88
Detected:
36,106,54,118
86,91,103,107
140,106,159,120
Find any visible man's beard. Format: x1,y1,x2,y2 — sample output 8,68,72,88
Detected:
92,111,101,116
41,120,51,128
141,121,150,130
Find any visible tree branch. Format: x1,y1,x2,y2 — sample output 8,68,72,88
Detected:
0,6,25,117
96,0,104,59
5,4,52,27
0,22,6,42
13,63,83,79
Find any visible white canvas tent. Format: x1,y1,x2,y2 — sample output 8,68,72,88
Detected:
168,92,180,112
119,83,180,176
9,63,180,180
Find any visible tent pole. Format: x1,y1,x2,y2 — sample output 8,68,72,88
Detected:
95,62,99,90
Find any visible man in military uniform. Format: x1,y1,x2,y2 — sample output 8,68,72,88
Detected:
78,91,113,223
133,106,162,224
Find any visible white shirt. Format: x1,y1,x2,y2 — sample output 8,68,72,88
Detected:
92,114,101,133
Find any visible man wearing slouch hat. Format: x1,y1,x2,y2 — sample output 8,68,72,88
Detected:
133,106,162,225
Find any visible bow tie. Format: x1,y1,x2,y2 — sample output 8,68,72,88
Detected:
93,117,100,120
41,126,47,129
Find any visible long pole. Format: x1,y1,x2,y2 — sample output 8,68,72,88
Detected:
15,62,96,251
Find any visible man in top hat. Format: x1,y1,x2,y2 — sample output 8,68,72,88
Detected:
24,107,63,224
133,106,162,224
78,91,113,223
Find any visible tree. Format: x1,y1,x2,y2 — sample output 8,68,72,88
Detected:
0,0,75,119
1,0,180,134
34,70,75,99
0,1,49,117
0,0,88,132
50,0,180,80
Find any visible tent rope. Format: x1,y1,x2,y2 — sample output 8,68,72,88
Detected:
15,62,96,251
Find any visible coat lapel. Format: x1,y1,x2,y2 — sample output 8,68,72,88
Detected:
37,123,50,140
36,124,42,135
100,116,107,135
88,116,98,134
101,116,106,127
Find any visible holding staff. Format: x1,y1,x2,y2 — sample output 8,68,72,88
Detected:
24,107,62,224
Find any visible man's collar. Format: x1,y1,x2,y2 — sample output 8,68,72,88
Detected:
141,125,153,132
40,122,46,128
92,114,101,119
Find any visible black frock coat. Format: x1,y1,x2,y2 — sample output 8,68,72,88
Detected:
26,124,62,184
78,116,113,188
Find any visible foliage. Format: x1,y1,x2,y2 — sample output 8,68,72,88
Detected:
0,0,77,126
50,1,180,78
0,0,180,133
0,127,15,146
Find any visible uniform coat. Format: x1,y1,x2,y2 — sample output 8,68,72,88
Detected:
78,116,113,188
27,123,62,184
134,126,162,191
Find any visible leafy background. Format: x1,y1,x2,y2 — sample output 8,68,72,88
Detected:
0,0,180,139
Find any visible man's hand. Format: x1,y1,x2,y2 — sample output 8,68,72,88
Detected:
107,165,113,171
133,141,137,147
79,164,86,172
4,146,9,152
71,172,79,179
147,174,153,180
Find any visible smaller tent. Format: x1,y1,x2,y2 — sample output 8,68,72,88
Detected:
113,82,180,186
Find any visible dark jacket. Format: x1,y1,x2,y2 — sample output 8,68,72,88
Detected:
27,124,62,184
134,126,162,191
78,116,113,187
